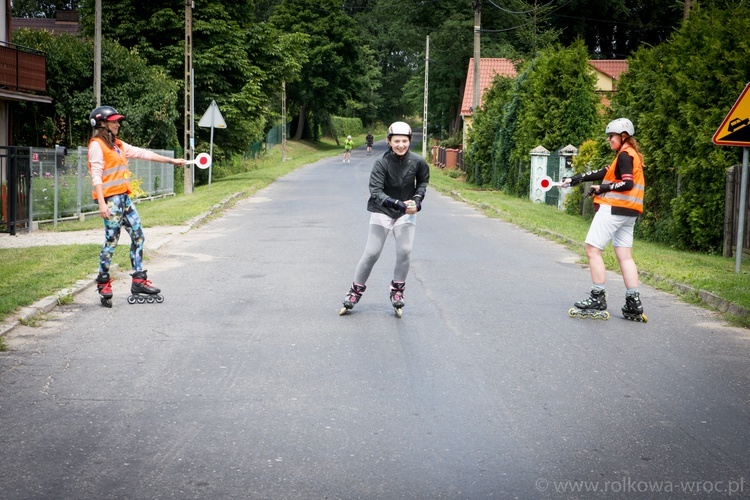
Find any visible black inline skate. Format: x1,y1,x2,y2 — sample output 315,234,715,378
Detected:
128,270,164,304
390,281,405,318
96,273,113,308
622,292,648,322
568,288,610,320
339,283,366,316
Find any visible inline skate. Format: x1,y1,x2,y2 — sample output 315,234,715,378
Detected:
96,273,113,308
339,283,366,316
128,270,164,304
622,292,648,322
390,281,405,318
568,288,609,320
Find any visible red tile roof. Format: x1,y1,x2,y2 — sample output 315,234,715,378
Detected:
587,59,628,80
12,17,80,35
461,58,629,117
460,58,518,116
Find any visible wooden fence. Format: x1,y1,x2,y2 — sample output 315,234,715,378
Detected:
723,164,750,257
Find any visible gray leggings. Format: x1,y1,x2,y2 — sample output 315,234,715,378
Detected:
353,223,416,285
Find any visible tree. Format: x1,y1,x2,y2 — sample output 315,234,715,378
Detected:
269,0,377,140
12,28,180,149
613,2,750,251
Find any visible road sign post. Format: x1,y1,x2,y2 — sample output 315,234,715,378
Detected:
198,100,227,187
713,82,750,273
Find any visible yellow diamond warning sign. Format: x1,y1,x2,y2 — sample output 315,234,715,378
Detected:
713,83,750,146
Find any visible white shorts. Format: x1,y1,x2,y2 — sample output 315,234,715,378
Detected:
585,204,636,250
370,212,416,230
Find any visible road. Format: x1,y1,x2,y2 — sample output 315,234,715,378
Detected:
1,137,749,499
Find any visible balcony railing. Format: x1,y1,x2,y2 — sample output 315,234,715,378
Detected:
0,41,47,93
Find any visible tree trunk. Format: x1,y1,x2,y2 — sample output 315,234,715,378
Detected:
294,104,307,140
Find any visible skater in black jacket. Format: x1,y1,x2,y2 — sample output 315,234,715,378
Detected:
339,122,430,317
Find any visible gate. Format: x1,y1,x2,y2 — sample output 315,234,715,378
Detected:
1,146,32,235
545,149,560,207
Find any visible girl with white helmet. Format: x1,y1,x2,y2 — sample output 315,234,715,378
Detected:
339,121,430,317
563,118,647,322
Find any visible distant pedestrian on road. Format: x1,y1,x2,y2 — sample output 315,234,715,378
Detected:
562,118,647,322
343,135,354,163
339,122,430,317
87,105,187,306
366,131,374,156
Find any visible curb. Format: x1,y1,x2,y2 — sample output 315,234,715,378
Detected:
0,192,245,339
447,189,750,321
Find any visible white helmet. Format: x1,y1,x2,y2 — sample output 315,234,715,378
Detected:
605,118,634,136
388,121,412,139
347,135,352,140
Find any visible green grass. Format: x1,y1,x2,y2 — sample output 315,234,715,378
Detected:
2,138,749,328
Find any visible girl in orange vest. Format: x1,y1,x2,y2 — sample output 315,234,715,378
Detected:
88,106,187,307
563,118,647,322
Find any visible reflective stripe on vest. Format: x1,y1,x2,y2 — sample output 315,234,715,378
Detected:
89,137,131,199
594,145,645,213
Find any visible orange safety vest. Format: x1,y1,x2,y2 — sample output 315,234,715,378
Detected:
594,145,645,214
89,137,131,200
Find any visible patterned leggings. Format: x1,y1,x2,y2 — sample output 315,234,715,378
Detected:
99,194,145,275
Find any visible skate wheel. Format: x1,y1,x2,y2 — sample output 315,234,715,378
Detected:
600,311,610,320
155,295,164,304
395,307,402,318
127,296,136,305
101,298,112,308
146,296,155,304
136,296,146,304
568,308,577,318
339,307,349,316
641,313,648,323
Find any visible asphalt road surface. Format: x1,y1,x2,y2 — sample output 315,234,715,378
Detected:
1,137,749,499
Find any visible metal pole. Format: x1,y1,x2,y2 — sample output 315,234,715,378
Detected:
94,0,101,106
54,147,60,228
422,36,429,159
183,0,194,194
472,1,481,111
735,147,749,273
282,81,287,162
208,125,214,187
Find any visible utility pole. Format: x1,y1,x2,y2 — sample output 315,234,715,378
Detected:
94,0,101,106
472,0,481,113
282,81,287,162
422,35,429,159
184,0,194,194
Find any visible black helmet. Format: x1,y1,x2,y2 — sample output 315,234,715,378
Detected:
89,106,125,128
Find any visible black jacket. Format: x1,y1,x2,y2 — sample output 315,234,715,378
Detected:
367,149,430,219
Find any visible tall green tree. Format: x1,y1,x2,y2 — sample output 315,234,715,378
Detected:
613,2,750,251
269,0,378,140
12,28,180,149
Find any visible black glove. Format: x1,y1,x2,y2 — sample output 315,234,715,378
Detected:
385,197,408,213
586,186,597,197
566,174,584,187
412,195,422,212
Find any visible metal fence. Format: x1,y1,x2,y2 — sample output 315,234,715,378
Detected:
28,146,175,226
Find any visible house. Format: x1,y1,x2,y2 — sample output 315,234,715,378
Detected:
459,58,518,149
12,10,81,35
1,5,52,148
460,57,629,148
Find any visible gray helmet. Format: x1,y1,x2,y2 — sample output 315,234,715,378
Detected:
90,106,125,128
605,118,634,137
387,121,412,139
